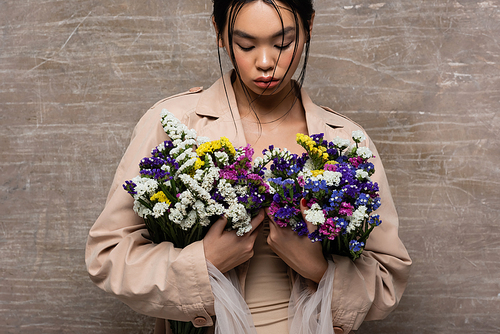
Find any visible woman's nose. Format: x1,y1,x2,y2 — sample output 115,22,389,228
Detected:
255,48,275,72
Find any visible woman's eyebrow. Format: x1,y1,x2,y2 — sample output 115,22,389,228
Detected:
233,26,295,40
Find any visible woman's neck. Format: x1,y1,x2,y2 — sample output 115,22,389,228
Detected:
232,76,299,124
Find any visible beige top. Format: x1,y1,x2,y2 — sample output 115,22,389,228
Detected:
245,219,290,332
85,71,412,334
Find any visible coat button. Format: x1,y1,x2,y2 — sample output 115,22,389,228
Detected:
189,86,202,93
193,316,207,326
333,327,344,334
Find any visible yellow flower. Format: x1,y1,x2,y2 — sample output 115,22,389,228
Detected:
311,170,324,177
196,137,236,157
325,160,338,165
220,137,236,156
194,158,204,170
150,191,171,205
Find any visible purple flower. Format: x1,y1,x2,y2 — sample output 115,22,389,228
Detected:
220,169,238,181
308,229,324,242
293,220,309,236
123,180,137,195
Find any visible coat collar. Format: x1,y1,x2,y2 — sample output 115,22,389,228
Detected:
193,70,346,147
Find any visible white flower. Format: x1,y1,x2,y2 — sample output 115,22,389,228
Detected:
304,203,325,225
133,200,152,218
303,159,314,172
356,169,370,180
225,203,248,223
217,179,238,202
225,202,252,236
322,170,342,186
180,210,198,230
356,147,373,159
352,130,366,143
169,205,185,224
197,136,210,145
263,168,274,180
346,206,368,233
253,156,264,167
155,141,166,152
267,181,276,194
214,151,229,165
332,137,350,149
133,177,158,198
206,202,225,217
178,174,212,201
152,201,170,218
201,167,220,191
179,190,195,207
235,185,248,195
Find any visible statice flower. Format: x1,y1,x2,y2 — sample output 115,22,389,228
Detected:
123,109,270,247
260,131,382,260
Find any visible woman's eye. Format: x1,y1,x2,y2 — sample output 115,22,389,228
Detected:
275,42,292,50
237,44,254,52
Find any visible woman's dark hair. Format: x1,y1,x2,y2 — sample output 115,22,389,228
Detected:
212,0,315,128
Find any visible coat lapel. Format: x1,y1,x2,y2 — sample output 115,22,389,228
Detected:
193,70,349,147
193,71,248,148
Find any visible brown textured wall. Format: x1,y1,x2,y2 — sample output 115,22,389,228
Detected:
1,0,499,333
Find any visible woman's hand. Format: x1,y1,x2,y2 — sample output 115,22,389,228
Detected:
266,199,328,283
203,209,265,273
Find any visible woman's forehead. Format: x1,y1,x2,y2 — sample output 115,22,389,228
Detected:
230,1,297,37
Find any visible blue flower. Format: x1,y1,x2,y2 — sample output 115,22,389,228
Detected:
359,162,374,174
334,217,348,230
305,179,328,192
329,190,344,207
349,240,365,253
370,197,381,211
369,215,382,226
355,193,370,206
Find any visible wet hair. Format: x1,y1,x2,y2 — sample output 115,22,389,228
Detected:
212,0,315,128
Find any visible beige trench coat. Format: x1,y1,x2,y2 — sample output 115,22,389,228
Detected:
85,71,411,334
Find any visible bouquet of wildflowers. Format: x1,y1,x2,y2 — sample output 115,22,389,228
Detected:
123,109,269,333
255,131,382,260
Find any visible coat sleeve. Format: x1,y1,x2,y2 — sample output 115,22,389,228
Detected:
85,106,215,326
329,134,412,332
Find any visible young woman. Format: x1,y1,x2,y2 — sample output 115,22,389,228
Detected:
85,1,411,333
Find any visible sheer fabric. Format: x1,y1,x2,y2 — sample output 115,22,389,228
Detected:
288,260,335,334
206,261,257,334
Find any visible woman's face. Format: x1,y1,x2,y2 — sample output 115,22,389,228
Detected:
219,1,312,97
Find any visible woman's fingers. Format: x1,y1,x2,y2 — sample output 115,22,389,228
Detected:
299,198,315,234
203,210,265,273
249,209,265,235
205,215,227,237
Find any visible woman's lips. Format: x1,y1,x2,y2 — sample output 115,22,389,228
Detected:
254,77,280,89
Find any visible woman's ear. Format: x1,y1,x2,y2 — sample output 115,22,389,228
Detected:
212,16,224,48
308,11,315,37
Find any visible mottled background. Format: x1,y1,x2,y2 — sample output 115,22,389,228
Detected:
1,0,499,333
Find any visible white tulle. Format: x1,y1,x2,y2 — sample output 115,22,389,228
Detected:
288,260,336,334
206,261,257,334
